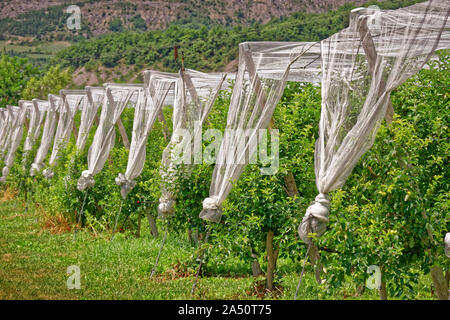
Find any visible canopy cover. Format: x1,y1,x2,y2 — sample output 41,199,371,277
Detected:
116,71,179,199
158,69,227,218
199,41,322,223
298,0,450,243
23,100,47,154
76,87,104,152
30,96,59,176
43,90,85,179
0,105,27,183
77,83,143,191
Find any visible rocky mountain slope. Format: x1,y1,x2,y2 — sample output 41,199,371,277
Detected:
0,0,370,37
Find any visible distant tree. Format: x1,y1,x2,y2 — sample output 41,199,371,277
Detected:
131,15,147,31
109,18,124,32
21,65,72,100
0,55,38,108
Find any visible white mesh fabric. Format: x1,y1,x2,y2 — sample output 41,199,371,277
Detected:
77,83,143,191
116,71,178,199
0,106,17,158
30,97,59,176
23,100,46,153
76,87,104,151
158,69,227,218
0,104,27,182
42,90,84,179
199,42,322,223
298,0,450,243
0,108,7,148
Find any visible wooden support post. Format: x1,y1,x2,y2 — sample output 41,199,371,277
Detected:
116,117,130,150
358,16,394,124
146,210,159,238
72,123,78,141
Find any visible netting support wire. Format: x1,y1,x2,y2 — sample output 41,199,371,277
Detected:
73,191,88,242
110,199,125,241
191,225,212,297
294,242,311,300
150,221,169,279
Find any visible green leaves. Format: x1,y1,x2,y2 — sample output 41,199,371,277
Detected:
0,54,39,108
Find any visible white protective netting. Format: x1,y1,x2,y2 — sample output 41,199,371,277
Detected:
43,90,85,179
0,104,26,182
115,71,178,199
157,69,228,218
0,106,17,159
0,108,8,151
76,87,104,152
298,0,450,243
77,83,143,191
199,41,322,223
30,97,59,176
23,100,47,155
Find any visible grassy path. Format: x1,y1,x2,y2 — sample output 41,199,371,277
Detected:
0,198,434,300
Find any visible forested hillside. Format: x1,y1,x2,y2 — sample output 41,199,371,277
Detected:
0,0,372,40
51,0,422,86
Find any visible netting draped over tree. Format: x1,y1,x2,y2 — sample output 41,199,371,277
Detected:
298,0,450,243
115,71,179,199
157,69,227,218
0,108,9,151
43,90,86,179
23,100,47,155
76,87,104,152
30,96,60,176
77,83,143,191
199,41,322,223
0,106,18,159
0,104,27,183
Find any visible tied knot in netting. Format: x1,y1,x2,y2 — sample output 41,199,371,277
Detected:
298,193,330,244
115,173,136,199
42,168,54,180
77,170,95,191
158,195,175,218
30,163,43,177
445,233,450,258
0,167,10,183
199,196,222,223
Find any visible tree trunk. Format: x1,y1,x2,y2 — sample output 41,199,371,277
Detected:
283,172,299,197
445,270,450,288
146,213,159,238
136,212,142,238
379,268,388,300
308,243,324,284
356,284,365,296
250,247,263,277
430,266,449,300
266,230,279,291
187,229,193,244
283,170,326,285
198,231,205,243
72,123,78,140
193,230,199,245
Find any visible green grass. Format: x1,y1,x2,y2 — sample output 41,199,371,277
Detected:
0,197,436,300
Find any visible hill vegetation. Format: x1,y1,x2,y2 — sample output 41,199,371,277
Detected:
51,0,422,85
